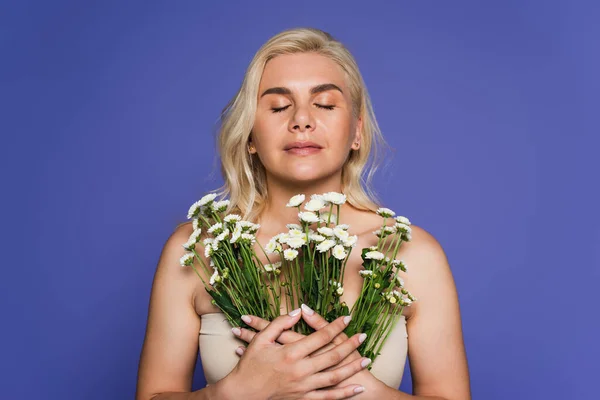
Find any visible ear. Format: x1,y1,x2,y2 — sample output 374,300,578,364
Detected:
352,117,363,150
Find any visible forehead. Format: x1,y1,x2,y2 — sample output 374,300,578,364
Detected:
259,53,348,92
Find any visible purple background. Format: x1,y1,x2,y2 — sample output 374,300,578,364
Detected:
1,1,597,399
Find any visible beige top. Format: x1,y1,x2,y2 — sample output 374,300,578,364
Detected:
199,312,408,389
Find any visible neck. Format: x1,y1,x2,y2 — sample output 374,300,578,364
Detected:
258,172,352,233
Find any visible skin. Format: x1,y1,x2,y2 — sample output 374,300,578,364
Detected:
136,52,471,400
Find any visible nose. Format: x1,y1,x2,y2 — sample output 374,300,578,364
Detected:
288,105,316,133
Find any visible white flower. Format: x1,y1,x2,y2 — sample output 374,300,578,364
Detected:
209,267,220,285
230,226,242,243
224,214,241,223
183,229,202,250
179,252,194,266
286,194,305,207
332,245,348,260
316,239,336,253
211,200,230,212
368,245,378,251
309,233,326,242
392,259,408,272
215,229,229,242
286,223,303,230
264,262,282,272
336,286,344,296
322,192,346,205
240,233,256,244
365,250,385,260
319,212,336,224
337,224,350,230
333,226,350,241
207,222,223,234
237,221,260,233
203,238,215,258
376,207,396,218
298,211,319,224
395,223,411,234
283,248,299,261
192,218,201,231
265,238,282,254
342,235,358,248
359,270,373,277
286,236,306,249
287,228,304,238
395,216,411,225
304,198,327,212
187,193,218,219
396,276,405,287
317,227,334,237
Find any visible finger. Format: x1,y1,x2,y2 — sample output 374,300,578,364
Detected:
242,314,306,344
303,384,365,399
306,357,371,397
235,346,245,357
286,315,351,359
302,304,350,345
253,307,302,344
309,333,367,371
231,326,258,344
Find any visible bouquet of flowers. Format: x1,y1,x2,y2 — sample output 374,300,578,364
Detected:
180,191,416,363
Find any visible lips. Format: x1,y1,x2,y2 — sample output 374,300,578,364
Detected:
284,141,323,151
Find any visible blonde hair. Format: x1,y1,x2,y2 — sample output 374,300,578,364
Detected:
213,27,390,222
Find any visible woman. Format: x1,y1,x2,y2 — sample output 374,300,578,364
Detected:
136,27,471,399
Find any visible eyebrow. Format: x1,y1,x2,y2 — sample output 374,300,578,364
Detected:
259,83,343,98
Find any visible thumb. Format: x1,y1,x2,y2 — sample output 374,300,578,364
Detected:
256,307,302,344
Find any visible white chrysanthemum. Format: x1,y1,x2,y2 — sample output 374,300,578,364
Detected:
183,229,202,250
286,236,306,249
286,194,305,207
395,223,411,234
395,216,411,225
230,226,242,243
265,238,281,254
336,286,344,296
286,223,303,230
396,276,405,287
333,226,350,241
376,207,396,218
359,270,373,277
287,228,304,238
199,193,218,205
187,193,218,219
319,212,336,224
365,250,385,260
237,221,260,233
316,239,336,253
342,235,358,248
332,244,348,260
298,211,319,224
309,233,326,242
211,200,230,212
240,233,256,244
393,259,408,272
203,238,215,258
192,218,201,231
323,192,346,205
283,248,298,261
368,245,378,251
264,262,282,272
179,252,194,266
224,214,241,223
207,223,223,234
209,267,220,285
317,227,334,237
215,229,229,242
304,198,327,212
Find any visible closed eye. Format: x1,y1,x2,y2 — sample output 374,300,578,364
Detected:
271,104,336,113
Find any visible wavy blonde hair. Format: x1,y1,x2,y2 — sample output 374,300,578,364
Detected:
212,27,390,223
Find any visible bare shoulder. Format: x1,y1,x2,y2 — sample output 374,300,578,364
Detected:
397,225,472,399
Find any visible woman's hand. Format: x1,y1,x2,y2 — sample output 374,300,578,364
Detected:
234,304,387,397
217,307,371,400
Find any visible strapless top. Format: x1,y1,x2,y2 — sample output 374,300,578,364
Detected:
199,312,408,389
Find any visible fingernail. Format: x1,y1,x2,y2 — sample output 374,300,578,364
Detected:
358,333,367,343
289,308,301,317
301,304,314,315
241,315,252,324
231,327,241,336
235,347,244,356
361,358,371,368
354,386,365,393
343,315,352,325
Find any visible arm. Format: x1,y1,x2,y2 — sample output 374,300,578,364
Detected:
377,225,471,400
136,224,224,400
